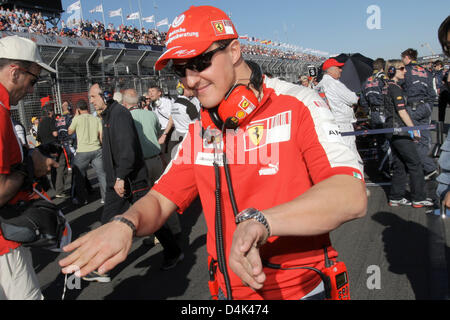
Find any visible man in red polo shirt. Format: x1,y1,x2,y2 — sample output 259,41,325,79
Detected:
60,6,367,300
0,35,57,300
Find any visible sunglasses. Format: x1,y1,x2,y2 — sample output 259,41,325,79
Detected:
398,67,406,71
171,40,232,78
12,65,40,86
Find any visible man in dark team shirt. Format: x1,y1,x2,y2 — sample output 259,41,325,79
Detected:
384,60,431,208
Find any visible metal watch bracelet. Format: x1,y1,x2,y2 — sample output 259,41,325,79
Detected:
235,208,271,238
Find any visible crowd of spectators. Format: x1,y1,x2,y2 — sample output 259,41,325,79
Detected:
0,6,167,46
60,20,167,46
241,44,326,63
0,7,326,62
0,7,48,34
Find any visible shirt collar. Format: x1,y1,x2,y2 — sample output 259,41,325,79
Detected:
259,75,273,106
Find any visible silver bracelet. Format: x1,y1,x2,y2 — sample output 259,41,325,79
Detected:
235,208,271,238
110,216,136,237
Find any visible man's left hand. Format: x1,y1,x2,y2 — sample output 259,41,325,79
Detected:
114,179,125,197
229,220,269,290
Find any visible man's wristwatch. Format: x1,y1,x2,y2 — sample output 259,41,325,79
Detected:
235,208,271,238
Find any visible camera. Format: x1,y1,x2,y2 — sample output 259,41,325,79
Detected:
138,96,147,109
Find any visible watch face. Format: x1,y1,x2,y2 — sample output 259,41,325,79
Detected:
237,208,257,223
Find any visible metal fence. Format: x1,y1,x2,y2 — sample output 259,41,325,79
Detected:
244,54,320,82
12,43,175,132
8,33,322,132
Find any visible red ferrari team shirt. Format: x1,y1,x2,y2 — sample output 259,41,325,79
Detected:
0,83,22,255
154,77,364,299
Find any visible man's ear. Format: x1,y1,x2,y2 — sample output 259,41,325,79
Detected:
11,66,20,83
229,39,242,65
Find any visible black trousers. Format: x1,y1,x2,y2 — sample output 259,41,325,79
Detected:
389,136,426,202
102,182,181,259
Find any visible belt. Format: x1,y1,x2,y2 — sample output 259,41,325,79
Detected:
408,100,426,106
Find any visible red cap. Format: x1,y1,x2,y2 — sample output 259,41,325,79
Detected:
322,58,344,71
155,6,238,71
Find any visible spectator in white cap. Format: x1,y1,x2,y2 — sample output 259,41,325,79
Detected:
0,35,57,300
316,58,363,168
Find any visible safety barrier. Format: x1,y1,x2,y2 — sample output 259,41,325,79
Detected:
341,124,436,136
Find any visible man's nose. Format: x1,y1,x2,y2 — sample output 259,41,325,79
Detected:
185,69,200,89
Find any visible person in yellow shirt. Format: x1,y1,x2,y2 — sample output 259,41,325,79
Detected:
68,99,106,206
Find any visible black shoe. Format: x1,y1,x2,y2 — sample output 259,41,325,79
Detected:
143,235,158,247
161,252,184,271
72,198,88,206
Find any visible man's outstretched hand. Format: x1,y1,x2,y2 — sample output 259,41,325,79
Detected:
59,219,134,277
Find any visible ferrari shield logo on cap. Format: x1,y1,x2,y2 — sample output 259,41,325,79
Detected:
212,20,235,36
212,21,226,35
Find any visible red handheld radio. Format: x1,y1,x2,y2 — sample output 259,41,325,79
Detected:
322,247,350,300
322,260,350,300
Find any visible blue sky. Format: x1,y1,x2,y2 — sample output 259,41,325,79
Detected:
60,0,449,59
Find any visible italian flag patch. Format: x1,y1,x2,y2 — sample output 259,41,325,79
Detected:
353,172,363,180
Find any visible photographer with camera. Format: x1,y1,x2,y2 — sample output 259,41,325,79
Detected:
138,95,147,110
0,35,58,300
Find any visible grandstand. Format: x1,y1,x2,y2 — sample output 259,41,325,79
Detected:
418,53,448,64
